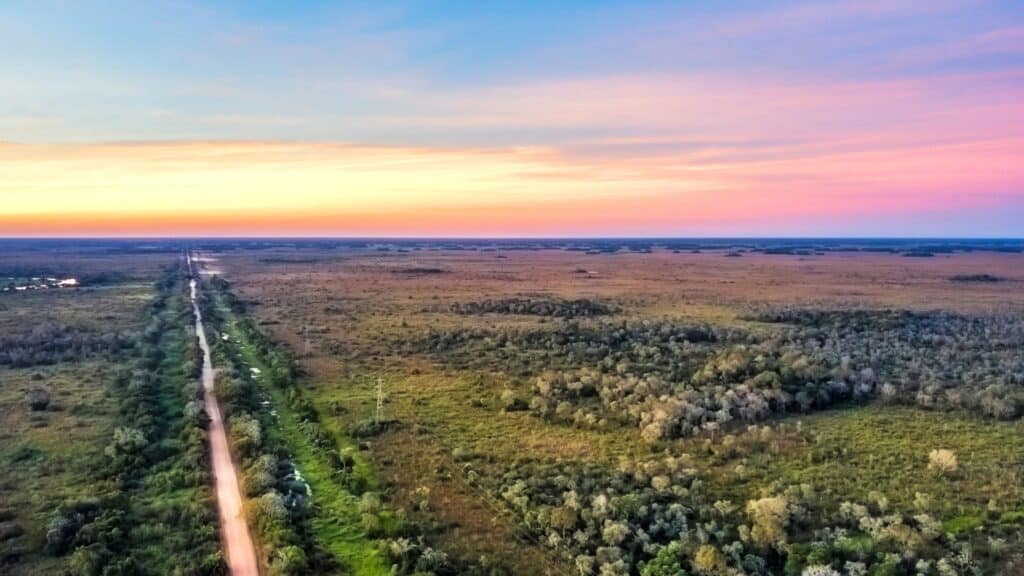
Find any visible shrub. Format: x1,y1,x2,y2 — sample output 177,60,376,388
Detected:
45,500,100,556
415,547,451,573
104,426,148,463
500,389,528,412
359,492,383,515
229,412,263,456
67,545,104,575
450,297,615,318
361,513,383,537
350,418,399,438
0,521,25,541
927,449,958,476
26,387,51,411
269,545,308,576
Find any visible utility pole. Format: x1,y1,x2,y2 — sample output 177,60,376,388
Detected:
375,376,385,423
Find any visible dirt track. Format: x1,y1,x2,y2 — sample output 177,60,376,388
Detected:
188,253,259,575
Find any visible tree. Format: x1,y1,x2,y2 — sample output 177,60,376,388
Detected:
746,496,790,550
551,505,579,533
691,545,728,575
642,542,689,576
576,555,596,576
244,454,277,496
602,520,630,546
183,400,209,427
248,492,289,554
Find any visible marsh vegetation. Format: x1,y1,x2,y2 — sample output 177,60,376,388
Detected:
199,240,1023,576
2,240,1023,575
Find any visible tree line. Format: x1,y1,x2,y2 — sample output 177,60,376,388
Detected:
449,297,616,319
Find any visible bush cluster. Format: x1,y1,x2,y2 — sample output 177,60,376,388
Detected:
0,323,137,367
414,310,1024,442
450,297,615,318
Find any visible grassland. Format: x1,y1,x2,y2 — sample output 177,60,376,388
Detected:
195,244,1023,575
702,405,1024,517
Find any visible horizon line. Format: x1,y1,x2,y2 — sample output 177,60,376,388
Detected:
1,236,1022,242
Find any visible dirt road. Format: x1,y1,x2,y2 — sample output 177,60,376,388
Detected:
188,252,260,576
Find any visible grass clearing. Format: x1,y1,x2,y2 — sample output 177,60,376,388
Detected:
702,404,1024,519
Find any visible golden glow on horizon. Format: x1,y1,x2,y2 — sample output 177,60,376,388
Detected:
0,140,722,212
1,138,1021,236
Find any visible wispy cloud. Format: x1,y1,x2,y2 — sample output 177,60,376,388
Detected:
895,26,1024,66
706,0,971,36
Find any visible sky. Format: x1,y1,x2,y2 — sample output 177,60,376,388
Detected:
1,0,1023,237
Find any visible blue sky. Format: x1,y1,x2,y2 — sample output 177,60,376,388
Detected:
4,0,1022,143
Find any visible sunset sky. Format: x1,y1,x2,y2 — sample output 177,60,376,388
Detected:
2,0,1023,237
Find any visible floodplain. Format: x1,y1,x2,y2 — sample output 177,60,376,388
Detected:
2,239,1023,576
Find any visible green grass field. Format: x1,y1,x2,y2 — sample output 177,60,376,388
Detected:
703,405,1024,519
0,363,119,574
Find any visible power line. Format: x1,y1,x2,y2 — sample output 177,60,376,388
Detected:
375,376,385,423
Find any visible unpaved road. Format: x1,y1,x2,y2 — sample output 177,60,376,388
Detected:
188,253,259,576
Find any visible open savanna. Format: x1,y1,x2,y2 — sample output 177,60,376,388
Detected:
198,244,1024,574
